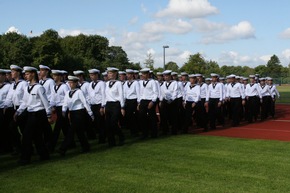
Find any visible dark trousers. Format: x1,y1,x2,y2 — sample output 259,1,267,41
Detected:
208,98,222,130
261,96,271,120
125,99,138,136
139,100,158,138
20,110,49,162
91,104,106,143
270,96,276,118
247,96,259,122
68,109,90,151
229,97,242,126
0,109,12,153
105,102,124,146
160,99,179,135
51,107,71,151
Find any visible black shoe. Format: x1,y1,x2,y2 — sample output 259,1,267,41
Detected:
18,159,30,166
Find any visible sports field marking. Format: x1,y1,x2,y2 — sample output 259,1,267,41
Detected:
228,127,290,133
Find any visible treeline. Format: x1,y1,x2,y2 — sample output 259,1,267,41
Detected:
1,29,290,83
0,29,141,72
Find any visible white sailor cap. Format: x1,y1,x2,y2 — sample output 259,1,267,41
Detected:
133,70,139,74
188,74,197,78
140,68,151,73
259,78,265,81
119,71,126,75
73,70,85,75
210,73,219,77
242,77,248,81
228,74,236,78
23,66,38,72
219,77,225,80
51,70,62,75
107,67,119,72
255,74,260,77
139,72,142,76
88,69,100,74
10,64,23,71
180,72,188,76
249,75,255,78
0,69,6,74
102,72,108,76
171,72,178,76
67,75,79,82
266,77,273,81
178,75,181,78
205,78,211,81
156,72,163,76
4,69,11,73
125,69,134,74
60,70,68,74
163,70,172,75
39,65,51,70
236,76,241,79
195,73,202,77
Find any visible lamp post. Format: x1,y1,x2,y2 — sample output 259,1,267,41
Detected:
163,45,169,69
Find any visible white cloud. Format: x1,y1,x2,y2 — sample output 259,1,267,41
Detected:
141,3,147,13
147,48,156,55
282,49,290,60
58,28,109,37
142,19,193,34
192,18,227,32
6,26,21,34
218,51,264,67
280,28,290,39
259,55,272,63
200,21,256,44
156,0,218,18
129,16,139,25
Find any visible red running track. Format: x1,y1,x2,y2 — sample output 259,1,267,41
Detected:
200,104,290,141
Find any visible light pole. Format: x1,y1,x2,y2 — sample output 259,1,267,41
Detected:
163,45,169,69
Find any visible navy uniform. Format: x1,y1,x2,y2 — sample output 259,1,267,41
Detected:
61,76,93,154
15,66,51,165
123,69,140,137
245,75,262,122
225,74,245,127
205,73,223,130
88,69,106,144
159,70,179,135
196,74,208,131
104,67,125,146
258,78,274,120
267,77,280,118
138,68,158,139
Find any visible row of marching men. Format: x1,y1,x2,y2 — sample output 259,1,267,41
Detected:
0,65,280,165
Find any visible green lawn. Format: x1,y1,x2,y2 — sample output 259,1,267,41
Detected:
276,85,290,103
1,135,290,193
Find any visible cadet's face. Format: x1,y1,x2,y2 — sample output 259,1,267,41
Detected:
68,81,77,89
107,71,116,80
142,73,149,79
164,74,171,81
181,76,187,81
25,72,34,81
212,77,217,82
89,73,97,81
126,73,133,80
157,75,163,81
0,74,5,82
52,74,60,82
189,77,195,84
11,70,19,79
39,69,48,78
119,74,126,81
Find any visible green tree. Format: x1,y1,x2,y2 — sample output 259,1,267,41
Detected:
144,53,154,69
254,65,267,76
180,53,206,74
165,61,179,72
102,46,130,71
266,55,283,78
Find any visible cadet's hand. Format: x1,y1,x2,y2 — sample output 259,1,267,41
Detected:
121,109,125,117
91,115,95,122
48,118,54,124
218,101,222,107
100,107,104,116
3,108,6,114
137,104,140,111
62,112,66,118
204,102,208,108
13,112,18,122
260,99,263,103
159,102,162,108
192,102,196,108
183,102,186,108
273,98,276,102
242,100,246,106
148,101,154,109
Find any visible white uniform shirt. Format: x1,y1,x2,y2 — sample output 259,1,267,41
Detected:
17,83,51,116
159,80,178,102
245,83,262,98
155,80,161,99
40,78,55,102
78,81,90,102
206,82,223,102
104,80,125,108
183,84,201,103
226,82,245,99
269,84,280,98
0,83,11,108
123,80,140,101
4,80,28,108
259,84,273,98
198,82,208,99
62,89,93,116
139,79,158,103
88,80,105,106
177,81,184,99
50,83,70,107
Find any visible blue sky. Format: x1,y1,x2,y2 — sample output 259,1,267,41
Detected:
1,0,290,68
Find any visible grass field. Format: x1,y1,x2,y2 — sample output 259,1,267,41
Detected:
1,135,290,193
276,85,290,103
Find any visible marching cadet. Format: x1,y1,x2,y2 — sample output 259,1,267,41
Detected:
172,72,184,132
123,69,140,137
39,65,54,148
258,78,274,120
181,72,189,87
138,68,158,139
183,74,203,133
156,72,163,83
134,70,140,80
119,71,127,85
205,73,223,130
88,69,106,144
14,66,51,165
0,69,12,153
245,75,262,123
196,74,208,131
4,65,28,155
159,70,179,135
60,75,94,155
226,75,245,127
102,71,108,82
73,70,96,140
5,69,13,83
104,67,125,147
49,70,71,152
267,77,280,118
205,78,211,85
